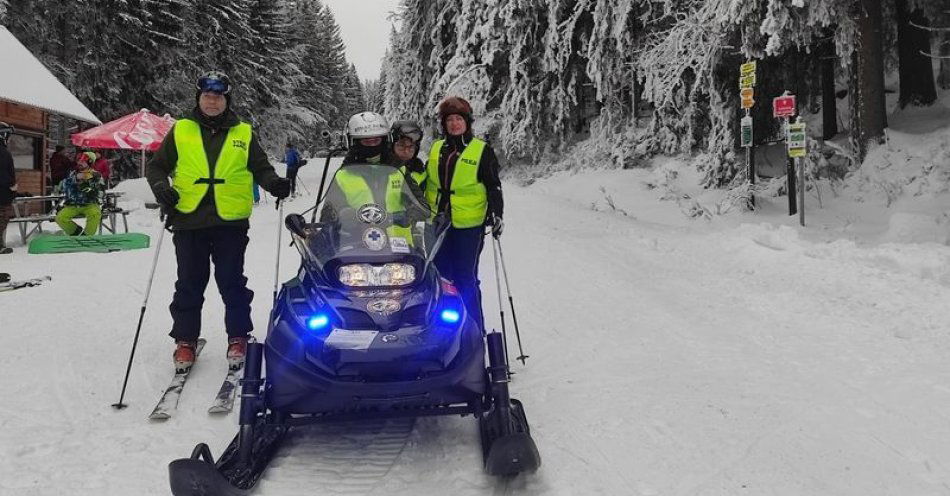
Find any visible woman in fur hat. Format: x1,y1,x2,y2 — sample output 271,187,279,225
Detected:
418,96,505,330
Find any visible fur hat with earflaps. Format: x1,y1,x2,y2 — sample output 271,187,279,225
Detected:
437,96,474,133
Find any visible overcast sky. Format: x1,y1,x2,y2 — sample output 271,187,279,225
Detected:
322,0,400,81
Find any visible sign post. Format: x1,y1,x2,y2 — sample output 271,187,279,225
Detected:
773,91,797,217
787,118,807,226
739,61,757,209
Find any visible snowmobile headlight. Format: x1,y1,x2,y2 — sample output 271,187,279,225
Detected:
338,263,416,287
338,264,372,286
379,263,415,286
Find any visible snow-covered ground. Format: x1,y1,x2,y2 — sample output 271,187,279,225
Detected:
5,103,950,494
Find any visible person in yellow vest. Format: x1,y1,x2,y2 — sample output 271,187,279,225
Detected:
146,71,291,372
320,112,427,238
390,119,425,177
419,96,504,330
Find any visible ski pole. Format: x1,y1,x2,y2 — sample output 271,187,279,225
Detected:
273,200,283,303
297,177,312,196
490,231,511,371
311,150,336,223
112,215,171,409
495,236,529,365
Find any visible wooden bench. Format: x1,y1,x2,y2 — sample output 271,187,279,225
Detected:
101,206,131,235
10,195,63,244
9,213,58,244
9,193,130,244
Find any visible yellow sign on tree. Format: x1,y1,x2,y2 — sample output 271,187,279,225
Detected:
740,61,757,77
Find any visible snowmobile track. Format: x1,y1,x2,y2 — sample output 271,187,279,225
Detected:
257,417,416,495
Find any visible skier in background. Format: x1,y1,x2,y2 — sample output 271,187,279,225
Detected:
285,142,302,197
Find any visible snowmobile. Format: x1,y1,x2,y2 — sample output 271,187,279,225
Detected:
168,162,540,495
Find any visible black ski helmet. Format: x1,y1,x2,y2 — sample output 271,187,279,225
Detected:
391,120,423,144
195,70,232,108
390,120,423,158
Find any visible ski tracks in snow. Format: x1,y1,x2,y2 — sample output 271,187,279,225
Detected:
259,418,415,495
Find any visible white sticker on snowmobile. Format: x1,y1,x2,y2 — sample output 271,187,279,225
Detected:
324,329,379,350
390,237,410,254
362,228,387,251
358,203,386,224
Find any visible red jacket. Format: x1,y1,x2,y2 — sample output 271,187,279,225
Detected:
92,158,111,181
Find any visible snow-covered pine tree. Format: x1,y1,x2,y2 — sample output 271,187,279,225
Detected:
363,76,385,114
343,63,364,115
309,3,350,132
289,0,331,141
384,0,445,124
243,0,318,149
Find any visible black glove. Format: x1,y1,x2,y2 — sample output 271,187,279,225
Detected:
488,214,504,238
152,182,179,210
269,177,292,199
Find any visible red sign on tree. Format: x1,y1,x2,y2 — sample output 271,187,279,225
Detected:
773,94,796,118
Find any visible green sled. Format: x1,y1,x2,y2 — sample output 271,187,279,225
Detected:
28,233,151,254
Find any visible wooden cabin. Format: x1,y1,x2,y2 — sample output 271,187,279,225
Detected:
0,26,100,205
1,101,49,196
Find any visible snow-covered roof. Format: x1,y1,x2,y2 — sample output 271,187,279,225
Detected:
0,26,100,124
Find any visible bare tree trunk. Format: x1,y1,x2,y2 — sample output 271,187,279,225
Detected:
822,39,838,139
939,32,950,89
850,0,887,164
897,0,937,107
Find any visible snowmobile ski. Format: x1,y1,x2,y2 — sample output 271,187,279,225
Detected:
149,338,207,420
0,276,51,292
169,422,289,496
208,361,243,414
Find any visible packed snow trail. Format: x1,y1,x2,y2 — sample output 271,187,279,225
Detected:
4,163,950,494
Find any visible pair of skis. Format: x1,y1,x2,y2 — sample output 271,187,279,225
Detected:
0,275,51,292
149,338,245,420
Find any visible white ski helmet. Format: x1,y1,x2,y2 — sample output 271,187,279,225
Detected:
345,112,389,147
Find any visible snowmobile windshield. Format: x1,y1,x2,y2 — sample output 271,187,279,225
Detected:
298,163,443,287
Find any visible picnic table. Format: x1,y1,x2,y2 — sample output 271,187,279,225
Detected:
10,192,130,244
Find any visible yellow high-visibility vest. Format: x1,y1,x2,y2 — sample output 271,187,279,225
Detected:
334,165,414,245
425,138,487,228
173,119,254,220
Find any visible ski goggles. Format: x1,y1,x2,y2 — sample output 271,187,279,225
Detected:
196,76,230,95
393,125,422,143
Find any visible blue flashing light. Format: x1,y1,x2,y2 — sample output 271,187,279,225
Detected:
440,309,461,324
307,314,330,330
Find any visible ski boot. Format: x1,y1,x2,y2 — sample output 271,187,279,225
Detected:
173,341,198,373
227,336,248,370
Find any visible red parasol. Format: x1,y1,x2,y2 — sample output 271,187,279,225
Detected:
71,108,175,152
71,108,176,178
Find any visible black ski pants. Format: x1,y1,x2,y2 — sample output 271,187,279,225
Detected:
287,167,299,195
169,225,254,342
433,225,486,330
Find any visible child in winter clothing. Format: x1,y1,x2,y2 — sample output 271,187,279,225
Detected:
55,152,105,236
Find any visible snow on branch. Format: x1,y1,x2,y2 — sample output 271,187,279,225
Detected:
920,49,950,59
908,20,950,32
